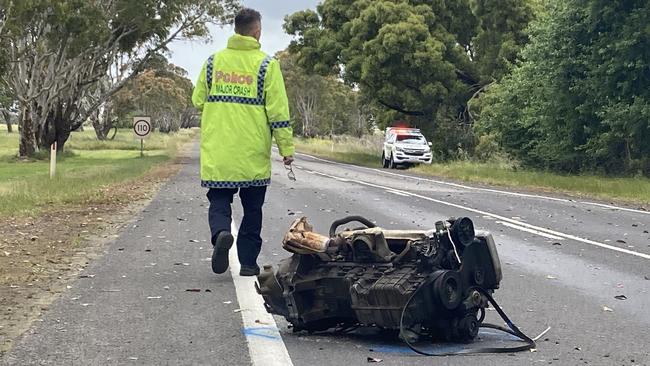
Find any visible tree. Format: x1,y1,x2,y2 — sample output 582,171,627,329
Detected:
283,0,536,156
111,58,194,133
471,0,536,82
0,85,13,133
277,50,373,137
0,0,239,156
278,51,327,136
477,0,650,175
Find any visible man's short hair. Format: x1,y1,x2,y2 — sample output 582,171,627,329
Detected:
235,8,262,36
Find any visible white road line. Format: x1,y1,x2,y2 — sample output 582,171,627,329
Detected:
385,189,412,197
229,224,294,366
496,221,564,241
293,151,649,216
307,170,650,261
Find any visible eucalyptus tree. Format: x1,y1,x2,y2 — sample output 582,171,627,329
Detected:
0,0,239,156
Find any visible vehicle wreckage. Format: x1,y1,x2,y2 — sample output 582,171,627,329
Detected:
256,216,540,355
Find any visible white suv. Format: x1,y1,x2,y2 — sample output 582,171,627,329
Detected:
382,127,433,168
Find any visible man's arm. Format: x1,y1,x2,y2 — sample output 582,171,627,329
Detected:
264,58,295,161
192,59,209,111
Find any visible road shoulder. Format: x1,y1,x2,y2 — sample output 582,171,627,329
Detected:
0,148,190,357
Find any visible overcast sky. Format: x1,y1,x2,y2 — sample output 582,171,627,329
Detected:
169,0,320,82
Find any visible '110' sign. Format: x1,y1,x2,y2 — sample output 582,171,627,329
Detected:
133,117,151,140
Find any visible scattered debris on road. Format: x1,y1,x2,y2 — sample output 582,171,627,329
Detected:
367,357,383,363
614,295,627,300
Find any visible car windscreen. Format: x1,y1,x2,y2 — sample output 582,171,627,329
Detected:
396,135,426,145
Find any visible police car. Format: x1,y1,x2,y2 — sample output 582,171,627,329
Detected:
382,127,433,169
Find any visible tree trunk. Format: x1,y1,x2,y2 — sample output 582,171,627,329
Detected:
92,105,116,140
36,104,73,154
92,116,110,140
93,119,109,140
19,107,37,157
2,110,11,133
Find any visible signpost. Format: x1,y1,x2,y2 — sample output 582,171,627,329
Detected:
49,142,57,179
133,117,151,157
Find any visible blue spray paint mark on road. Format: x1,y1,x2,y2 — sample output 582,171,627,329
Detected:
369,345,415,354
242,327,281,340
368,329,522,354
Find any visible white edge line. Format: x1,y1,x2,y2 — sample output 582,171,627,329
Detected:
290,150,649,216
229,223,294,366
496,221,564,241
385,189,411,197
309,170,650,261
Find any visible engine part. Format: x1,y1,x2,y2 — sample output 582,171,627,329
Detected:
257,216,506,344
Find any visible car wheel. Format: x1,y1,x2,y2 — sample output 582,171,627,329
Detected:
388,154,396,169
381,153,388,168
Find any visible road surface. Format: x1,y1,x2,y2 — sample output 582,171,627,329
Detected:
3,146,649,365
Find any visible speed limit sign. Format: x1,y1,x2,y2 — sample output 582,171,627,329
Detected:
133,117,152,140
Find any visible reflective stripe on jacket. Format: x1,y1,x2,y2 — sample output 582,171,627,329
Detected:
192,34,295,188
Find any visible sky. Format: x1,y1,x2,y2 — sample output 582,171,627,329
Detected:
169,0,320,82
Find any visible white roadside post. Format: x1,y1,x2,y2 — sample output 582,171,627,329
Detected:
49,142,57,179
133,116,152,157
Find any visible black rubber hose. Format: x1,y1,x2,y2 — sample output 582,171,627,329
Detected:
329,216,377,237
399,281,537,356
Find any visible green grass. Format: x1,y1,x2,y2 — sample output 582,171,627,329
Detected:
295,137,381,167
0,125,198,216
295,137,650,205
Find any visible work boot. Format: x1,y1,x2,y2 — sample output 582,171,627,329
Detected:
212,231,234,274
239,264,260,277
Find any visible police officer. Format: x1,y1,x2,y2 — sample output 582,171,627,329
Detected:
192,8,295,277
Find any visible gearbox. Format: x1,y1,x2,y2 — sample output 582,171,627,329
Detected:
256,216,504,343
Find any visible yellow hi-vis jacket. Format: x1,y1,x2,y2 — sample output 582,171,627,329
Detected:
192,34,295,189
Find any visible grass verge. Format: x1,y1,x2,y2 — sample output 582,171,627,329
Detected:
0,126,198,216
0,124,198,355
295,137,650,206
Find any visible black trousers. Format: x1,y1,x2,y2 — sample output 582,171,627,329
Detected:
206,186,267,267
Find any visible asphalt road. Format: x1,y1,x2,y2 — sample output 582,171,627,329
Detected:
3,147,649,366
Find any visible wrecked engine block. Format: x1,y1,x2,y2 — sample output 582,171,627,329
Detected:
256,216,502,342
